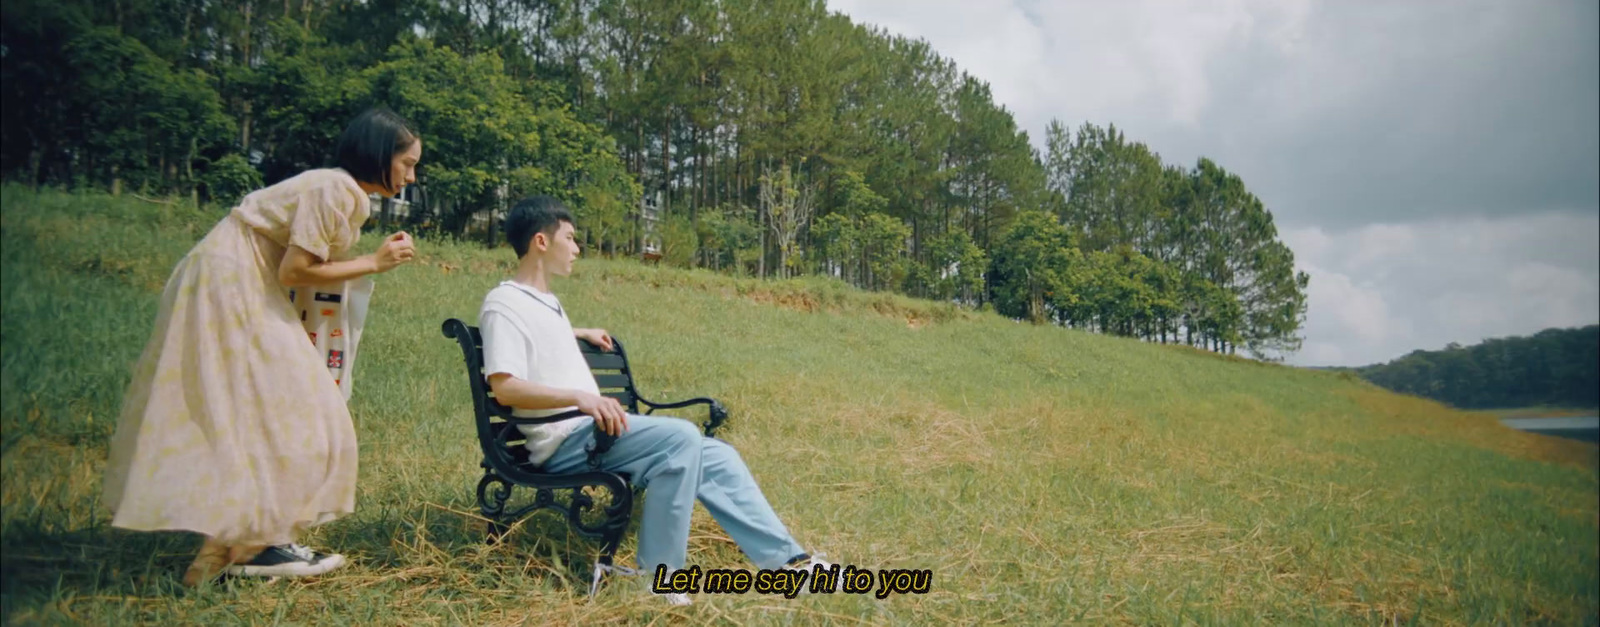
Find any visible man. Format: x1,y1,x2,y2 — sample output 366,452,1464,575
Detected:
478,196,833,605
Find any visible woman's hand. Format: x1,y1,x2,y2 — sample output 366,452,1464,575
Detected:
369,231,416,272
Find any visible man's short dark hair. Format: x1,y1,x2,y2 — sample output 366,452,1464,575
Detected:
504,196,575,258
337,107,417,191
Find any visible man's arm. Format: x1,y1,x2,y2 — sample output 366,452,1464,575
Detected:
487,372,630,435
487,373,584,411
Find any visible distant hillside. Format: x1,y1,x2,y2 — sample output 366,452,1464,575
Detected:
1348,326,1599,410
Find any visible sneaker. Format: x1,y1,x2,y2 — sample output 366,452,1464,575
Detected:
657,592,693,606
222,544,347,578
782,553,839,594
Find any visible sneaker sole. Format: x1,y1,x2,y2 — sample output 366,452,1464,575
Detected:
658,593,693,606
223,554,347,578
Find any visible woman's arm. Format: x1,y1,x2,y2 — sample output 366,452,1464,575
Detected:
278,232,414,287
278,246,380,287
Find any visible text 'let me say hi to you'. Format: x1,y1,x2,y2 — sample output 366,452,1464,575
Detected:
652,564,932,599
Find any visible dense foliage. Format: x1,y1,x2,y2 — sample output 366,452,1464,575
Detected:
1,0,1308,357
1345,326,1600,410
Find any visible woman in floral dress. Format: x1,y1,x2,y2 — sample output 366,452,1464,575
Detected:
103,107,422,586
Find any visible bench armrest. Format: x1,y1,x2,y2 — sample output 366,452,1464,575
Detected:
493,404,619,472
638,396,729,438
487,406,589,426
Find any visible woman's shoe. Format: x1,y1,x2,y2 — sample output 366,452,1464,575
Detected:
222,543,347,578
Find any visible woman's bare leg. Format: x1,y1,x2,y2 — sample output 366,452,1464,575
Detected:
183,537,267,587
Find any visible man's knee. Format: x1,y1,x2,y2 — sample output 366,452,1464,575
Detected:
702,436,748,468
634,416,703,456
622,418,704,484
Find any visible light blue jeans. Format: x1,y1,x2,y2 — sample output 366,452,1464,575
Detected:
540,414,806,573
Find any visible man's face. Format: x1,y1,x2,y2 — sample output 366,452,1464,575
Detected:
539,220,580,276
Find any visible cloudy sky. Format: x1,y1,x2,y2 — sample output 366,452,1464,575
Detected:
824,0,1599,367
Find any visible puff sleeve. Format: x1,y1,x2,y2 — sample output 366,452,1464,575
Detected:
286,178,360,261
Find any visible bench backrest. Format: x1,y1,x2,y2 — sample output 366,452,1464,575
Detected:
441,318,641,470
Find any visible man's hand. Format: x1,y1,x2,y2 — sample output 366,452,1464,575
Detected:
574,328,614,352
576,391,629,436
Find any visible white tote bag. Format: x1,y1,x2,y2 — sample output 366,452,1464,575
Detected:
288,276,375,401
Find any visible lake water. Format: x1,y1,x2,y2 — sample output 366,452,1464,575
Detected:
1500,416,1600,444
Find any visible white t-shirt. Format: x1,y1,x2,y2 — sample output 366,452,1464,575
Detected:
478,280,600,466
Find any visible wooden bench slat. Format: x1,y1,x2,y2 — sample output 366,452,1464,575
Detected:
603,390,635,408
593,374,632,390
584,354,627,370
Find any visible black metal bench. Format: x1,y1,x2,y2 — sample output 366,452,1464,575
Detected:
440,318,728,596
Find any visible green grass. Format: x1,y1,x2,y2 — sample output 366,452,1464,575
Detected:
3,185,1597,625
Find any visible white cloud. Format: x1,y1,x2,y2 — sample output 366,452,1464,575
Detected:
1285,213,1600,366
1299,341,1346,366
1348,224,1417,273
1305,265,1393,344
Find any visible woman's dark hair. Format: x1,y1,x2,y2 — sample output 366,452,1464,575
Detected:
337,107,417,190
505,196,575,258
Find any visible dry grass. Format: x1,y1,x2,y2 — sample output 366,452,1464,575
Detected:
1345,387,1599,470
2,186,1596,625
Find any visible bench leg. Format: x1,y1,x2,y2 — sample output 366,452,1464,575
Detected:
474,471,641,597
586,494,635,597
588,552,640,597
478,472,517,545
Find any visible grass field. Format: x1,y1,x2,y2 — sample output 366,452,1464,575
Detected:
2,185,1596,625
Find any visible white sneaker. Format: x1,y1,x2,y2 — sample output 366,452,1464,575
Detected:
657,592,693,606
781,553,838,594
222,544,347,578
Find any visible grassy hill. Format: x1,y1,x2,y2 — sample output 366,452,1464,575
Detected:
2,186,1596,625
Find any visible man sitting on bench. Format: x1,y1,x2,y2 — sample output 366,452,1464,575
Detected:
477,195,834,606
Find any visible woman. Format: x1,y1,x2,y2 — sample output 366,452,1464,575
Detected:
102,107,422,587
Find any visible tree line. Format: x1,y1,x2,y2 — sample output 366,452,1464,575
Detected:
0,0,1309,358
1342,326,1600,410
